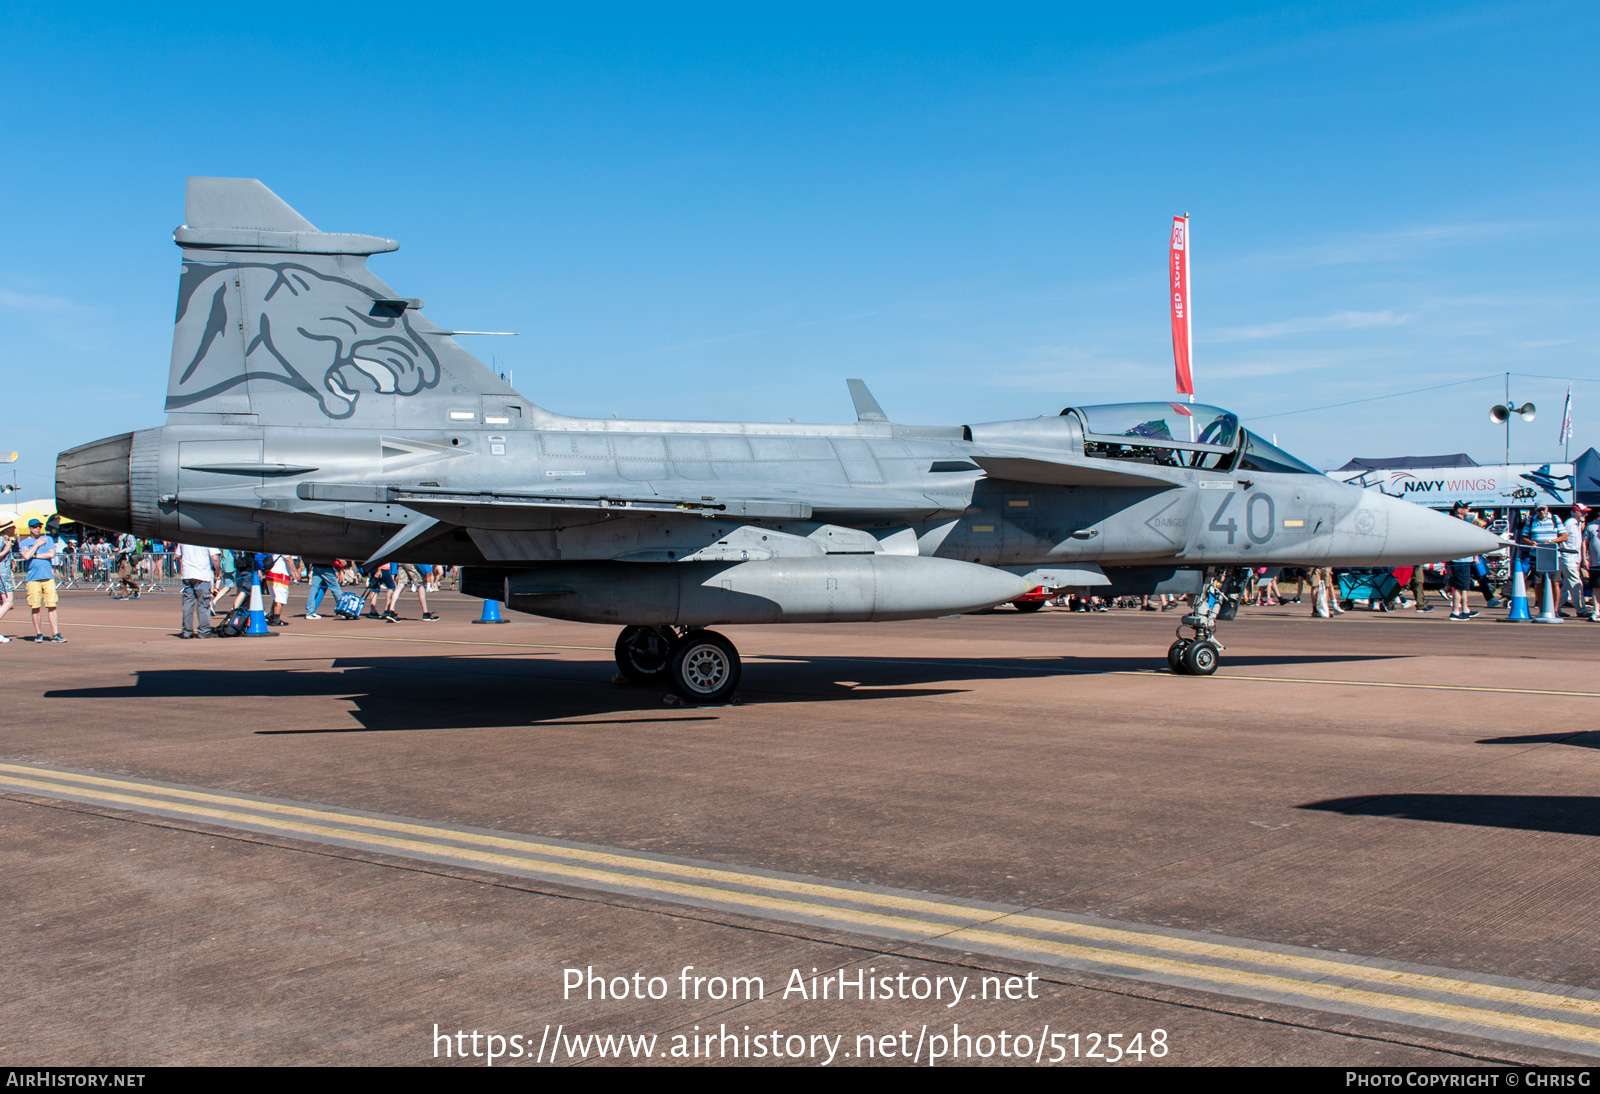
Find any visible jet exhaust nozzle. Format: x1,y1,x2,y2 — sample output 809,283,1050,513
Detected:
55,432,134,533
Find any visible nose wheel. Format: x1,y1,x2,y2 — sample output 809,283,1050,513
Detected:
615,625,743,703
1166,567,1241,675
1169,637,1220,676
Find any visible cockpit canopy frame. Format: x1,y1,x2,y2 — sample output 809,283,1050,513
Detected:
1063,402,1321,476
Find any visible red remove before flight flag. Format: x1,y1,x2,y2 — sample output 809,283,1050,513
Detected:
1169,215,1193,396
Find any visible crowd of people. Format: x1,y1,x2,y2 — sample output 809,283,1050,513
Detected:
173,552,458,637
0,521,464,641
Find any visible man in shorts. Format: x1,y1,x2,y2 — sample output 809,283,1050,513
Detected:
260,553,298,627
18,519,65,642
363,563,398,620
395,562,439,621
1445,503,1484,620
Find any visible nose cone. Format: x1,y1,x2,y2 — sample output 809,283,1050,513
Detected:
1365,491,1502,563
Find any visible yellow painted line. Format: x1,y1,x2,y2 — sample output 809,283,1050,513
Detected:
0,773,961,939
951,927,1600,1047
6,772,1599,1047
995,912,1600,1020
6,762,1600,1031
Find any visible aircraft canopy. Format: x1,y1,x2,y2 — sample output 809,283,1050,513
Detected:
1069,402,1239,449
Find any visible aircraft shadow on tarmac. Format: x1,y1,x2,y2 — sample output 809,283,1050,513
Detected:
1299,795,1600,838
1476,731,1600,751
41,650,1393,734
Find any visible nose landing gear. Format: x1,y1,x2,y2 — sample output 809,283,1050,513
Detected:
615,625,743,704
1167,568,1243,676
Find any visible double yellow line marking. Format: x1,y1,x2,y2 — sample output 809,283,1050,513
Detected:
4,759,1598,1052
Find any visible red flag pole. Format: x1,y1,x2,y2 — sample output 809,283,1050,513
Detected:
1169,214,1194,404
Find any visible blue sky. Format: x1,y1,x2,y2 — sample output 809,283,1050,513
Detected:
1,2,1596,498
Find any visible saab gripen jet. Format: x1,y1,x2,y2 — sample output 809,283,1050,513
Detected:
56,179,1500,700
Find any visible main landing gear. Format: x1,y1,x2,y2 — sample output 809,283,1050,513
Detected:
615,625,742,704
1167,568,1244,676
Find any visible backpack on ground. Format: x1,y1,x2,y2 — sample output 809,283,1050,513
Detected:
214,607,251,637
334,592,363,620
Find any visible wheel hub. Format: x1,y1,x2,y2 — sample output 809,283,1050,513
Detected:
680,644,729,693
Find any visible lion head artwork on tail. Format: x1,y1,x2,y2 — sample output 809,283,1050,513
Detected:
167,261,441,419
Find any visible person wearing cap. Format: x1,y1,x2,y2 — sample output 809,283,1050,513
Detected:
0,519,15,642
1521,503,1568,617
1445,502,1489,620
17,518,64,642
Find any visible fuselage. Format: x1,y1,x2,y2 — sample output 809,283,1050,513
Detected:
59,400,1495,577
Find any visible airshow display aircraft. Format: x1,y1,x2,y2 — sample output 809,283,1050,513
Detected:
56,179,1501,700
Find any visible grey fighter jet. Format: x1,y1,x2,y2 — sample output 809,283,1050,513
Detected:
57,179,1500,699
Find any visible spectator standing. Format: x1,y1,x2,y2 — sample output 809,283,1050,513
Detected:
227,551,250,610
1582,507,1600,622
303,558,341,619
177,543,219,639
212,548,237,612
18,519,65,642
1445,503,1488,620
0,520,15,642
261,553,298,626
1522,504,1566,618
1404,563,1433,613
1556,505,1588,616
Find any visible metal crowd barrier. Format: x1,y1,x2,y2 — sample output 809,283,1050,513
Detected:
7,550,180,595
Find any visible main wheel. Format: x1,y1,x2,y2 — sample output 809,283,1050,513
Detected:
1182,639,1220,676
1167,640,1191,674
668,629,742,704
1013,600,1044,613
614,625,673,682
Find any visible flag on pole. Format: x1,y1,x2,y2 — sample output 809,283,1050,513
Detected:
1558,383,1573,445
1169,215,1193,397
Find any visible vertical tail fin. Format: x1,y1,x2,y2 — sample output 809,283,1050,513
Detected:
167,178,521,426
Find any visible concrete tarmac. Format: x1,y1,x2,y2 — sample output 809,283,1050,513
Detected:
2,586,1598,1066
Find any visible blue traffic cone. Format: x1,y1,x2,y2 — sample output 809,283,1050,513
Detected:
245,572,276,636
1505,566,1531,622
472,598,509,624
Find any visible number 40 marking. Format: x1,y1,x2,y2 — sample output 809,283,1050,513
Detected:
1210,492,1275,545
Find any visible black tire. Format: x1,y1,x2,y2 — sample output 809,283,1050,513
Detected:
1013,600,1044,613
614,625,673,682
1167,640,1190,674
668,629,742,704
1182,639,1220,676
